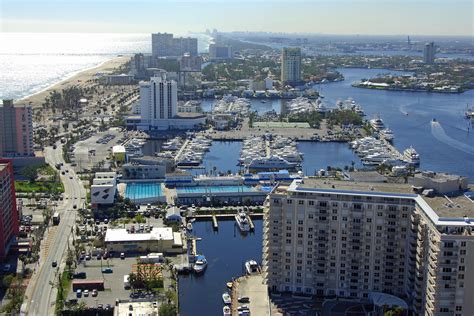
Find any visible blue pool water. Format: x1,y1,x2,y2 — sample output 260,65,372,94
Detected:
176,185,257,194
125,182,163,201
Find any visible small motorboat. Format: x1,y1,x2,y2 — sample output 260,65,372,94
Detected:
193,255,207,274
245,260,259,275
186,222,193,231
226,282,233,289
222,292,231,304
223,305,231,316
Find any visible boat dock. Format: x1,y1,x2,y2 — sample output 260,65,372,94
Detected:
265,140,270,157
247,215,255,231
382,139,403,159
212,214,218,230
192,213,263,220
174,139,190,163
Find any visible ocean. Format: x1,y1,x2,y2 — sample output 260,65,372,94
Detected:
0,33,211,100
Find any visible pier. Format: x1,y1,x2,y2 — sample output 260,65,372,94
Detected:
192,213,263,220
247,215,255,231
174,139,190,163
212,214,218,230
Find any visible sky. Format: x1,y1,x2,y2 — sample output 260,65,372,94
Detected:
1,0,473,36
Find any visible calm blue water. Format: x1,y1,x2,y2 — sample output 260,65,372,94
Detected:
319,68,474,179
179,220,263,316
125,182,163,201
177,185,257,194
190,141,243,176
298,142,363,175
0,33,211,100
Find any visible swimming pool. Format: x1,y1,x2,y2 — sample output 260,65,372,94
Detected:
176,185,258,194
125,182,163,201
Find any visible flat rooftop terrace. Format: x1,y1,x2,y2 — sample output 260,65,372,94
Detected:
423,191,474,218
295,178,415,195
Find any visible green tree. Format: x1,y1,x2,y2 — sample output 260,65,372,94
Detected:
21,165,39,182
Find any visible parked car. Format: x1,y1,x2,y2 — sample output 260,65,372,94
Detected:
76,289,82,298
72,272,86,279
102,268,113,273
120,253,125,259
92,289,98,297
52,261,58,267
83,290,89,297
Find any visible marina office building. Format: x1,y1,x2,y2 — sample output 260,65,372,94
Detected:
263,176,474,315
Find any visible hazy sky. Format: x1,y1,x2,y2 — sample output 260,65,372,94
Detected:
1,0,473,36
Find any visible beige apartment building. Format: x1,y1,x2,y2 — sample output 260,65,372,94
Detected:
281,47,301,85
263,177,474,315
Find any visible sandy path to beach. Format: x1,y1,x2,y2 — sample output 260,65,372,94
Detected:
20,56,131,107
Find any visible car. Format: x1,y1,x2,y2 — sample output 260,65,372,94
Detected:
85,255,91,261
105,304,112,310
104,218,109,224
120,252,125,259
52,261,58,267
97,304,103,310
3,264,11,272
76,289,82,298
102,267,113,273
237,305,249,311
69,176,73,179
96,253,101,260
83,289,89,297
72,272,86,279
91,289,98,297
61,171,65,175
73,205,77,209
238,297,250,303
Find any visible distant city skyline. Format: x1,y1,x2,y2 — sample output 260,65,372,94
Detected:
1,0,472,36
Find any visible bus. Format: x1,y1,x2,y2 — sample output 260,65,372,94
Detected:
52,212,60,225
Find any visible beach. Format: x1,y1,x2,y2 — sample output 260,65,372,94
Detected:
20,56,131,107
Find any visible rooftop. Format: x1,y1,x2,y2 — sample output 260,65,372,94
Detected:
294,178,415,196
115,301,158,316
105,227,174,243
175,112,206,119
0,164,7,172
423,191,474,218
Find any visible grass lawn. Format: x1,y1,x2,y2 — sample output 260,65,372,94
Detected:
15,180,64,193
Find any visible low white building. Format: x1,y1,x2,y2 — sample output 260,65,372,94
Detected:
104,227,184,253
105,74,134,85
90,172,117,208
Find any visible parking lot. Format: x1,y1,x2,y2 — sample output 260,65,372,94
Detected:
71,127,125,171
66,254,172,309
270,293,323,316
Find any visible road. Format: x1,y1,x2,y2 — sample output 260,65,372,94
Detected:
24,142,86,315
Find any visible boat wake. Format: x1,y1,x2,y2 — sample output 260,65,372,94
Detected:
399,103,409,115
431,121,474,156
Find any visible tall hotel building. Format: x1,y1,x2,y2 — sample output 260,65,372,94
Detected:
281,47,302,85
0,100,34,157
151,33,198,57
423,42,436,64
263,175,474,315
0,159,19,260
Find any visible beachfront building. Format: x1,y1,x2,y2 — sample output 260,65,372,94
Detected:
423,42,436,64
0,159,19,260
104,74,134,85
104,227,184,254
263,177,474,315
126,74,206,131
151,33,198,57
90,172,117,208
0,100,34,157
281,48,302,85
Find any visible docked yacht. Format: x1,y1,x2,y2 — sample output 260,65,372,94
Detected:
362,152,396,166
379,128,394,142
245,260,259,275
235,212,250,232
370,116,385,131
403,146,420,165
193,255,208,274
248,156,296,170
222,292,231,304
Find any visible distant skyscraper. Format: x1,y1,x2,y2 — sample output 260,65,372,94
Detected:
281,47,302,85
423,42,436,64
151,33,198,57
0,100,34,157
139,74,178,129
0,159,18,260
209,44,233,60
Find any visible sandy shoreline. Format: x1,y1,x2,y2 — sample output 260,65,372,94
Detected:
20,56,131,107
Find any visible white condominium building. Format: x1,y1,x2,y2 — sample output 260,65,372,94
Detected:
263,178,474,315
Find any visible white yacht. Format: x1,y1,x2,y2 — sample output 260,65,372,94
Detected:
370,116,385,131
380,128,394,142
362,152,396,165
403,146,420,165
222,292,231,304
245,260,259,275
223,306,231,316
248,156,296,170
235,212,250,232
193,255,207,274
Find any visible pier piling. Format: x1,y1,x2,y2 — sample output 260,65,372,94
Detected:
212,214,218,230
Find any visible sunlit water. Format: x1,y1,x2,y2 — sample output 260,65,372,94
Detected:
0,33,210,100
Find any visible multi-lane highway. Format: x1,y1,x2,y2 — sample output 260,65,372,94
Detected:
24,143,86,315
